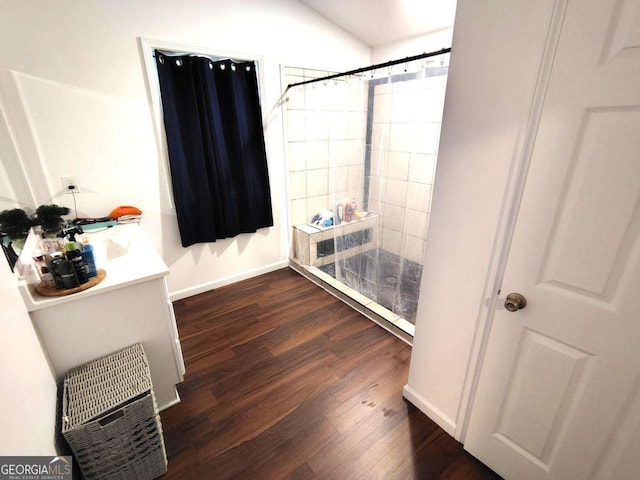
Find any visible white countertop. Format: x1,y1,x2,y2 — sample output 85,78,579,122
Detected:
17,224,169,312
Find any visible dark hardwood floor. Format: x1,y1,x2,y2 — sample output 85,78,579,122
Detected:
161,267,501,479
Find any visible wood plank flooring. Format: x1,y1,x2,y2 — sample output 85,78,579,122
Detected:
161,267,501,479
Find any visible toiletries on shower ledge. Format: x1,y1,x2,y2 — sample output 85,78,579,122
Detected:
334,198,357,224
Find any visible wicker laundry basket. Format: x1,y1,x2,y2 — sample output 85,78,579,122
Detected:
62,343,167,480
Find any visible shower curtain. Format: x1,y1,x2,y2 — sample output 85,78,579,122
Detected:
285,57,448,324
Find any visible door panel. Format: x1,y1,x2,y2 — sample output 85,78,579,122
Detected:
495,329,591,468
464,0,640,478
593,379,640,478
540,108,640,301
603,0,640,63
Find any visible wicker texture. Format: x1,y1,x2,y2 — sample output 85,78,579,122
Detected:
62,344,167,480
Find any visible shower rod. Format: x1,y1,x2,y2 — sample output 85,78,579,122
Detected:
286,47,451,90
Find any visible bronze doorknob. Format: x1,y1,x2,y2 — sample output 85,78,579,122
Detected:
505,293,527,312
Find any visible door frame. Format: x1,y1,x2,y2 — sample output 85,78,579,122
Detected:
455,0,569,443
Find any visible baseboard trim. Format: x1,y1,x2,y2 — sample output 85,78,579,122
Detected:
158,387,181,412
403,384,457,438
169,260,289,301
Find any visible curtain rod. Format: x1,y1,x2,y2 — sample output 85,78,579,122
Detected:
286,47,451,90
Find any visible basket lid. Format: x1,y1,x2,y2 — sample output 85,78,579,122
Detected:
62,343,152,431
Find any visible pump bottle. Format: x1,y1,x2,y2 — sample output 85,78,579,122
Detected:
65,233,89,284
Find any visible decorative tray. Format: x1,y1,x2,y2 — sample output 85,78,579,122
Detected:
35,269,107,297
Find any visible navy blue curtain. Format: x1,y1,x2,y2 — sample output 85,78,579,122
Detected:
155,52,273,247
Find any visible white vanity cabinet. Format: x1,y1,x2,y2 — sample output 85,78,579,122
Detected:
17,225,185,410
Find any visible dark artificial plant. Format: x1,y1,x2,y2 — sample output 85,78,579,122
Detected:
0,208,33,239
35,204,70,234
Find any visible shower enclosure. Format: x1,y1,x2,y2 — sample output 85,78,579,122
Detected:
285,54,448,338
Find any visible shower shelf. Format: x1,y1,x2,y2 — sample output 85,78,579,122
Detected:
291,214,378,268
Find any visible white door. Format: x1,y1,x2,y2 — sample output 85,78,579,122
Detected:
464,0,640,478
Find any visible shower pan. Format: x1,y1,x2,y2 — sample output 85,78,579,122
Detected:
285,53,449,339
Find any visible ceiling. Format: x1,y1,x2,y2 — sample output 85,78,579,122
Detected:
298,0,457,48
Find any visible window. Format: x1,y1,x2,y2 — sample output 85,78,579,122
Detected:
153,50,273,247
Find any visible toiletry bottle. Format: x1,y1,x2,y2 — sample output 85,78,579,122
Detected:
57,258,79,289
32,249,47,279
32,249,55,288
46,252,65,290
80,234,97,278
345,198,356,222
65,239,89,284
39,266,55,289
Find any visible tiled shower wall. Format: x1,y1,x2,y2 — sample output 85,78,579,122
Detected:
284,68,368,227
284,66,448,265
368,71,447,264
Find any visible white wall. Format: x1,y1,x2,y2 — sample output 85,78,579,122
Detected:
371,28,454,65
0,261,58,455
0,0,371,298
404,0,558,437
